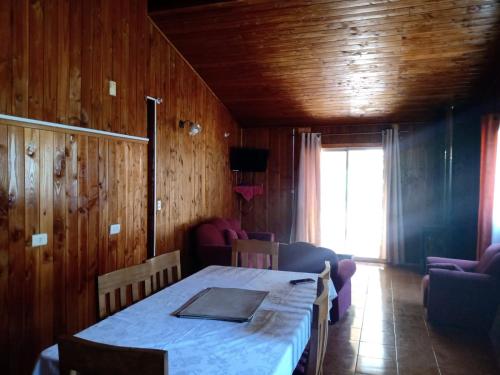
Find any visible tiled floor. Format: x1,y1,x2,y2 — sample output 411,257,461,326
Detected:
324,263,500,375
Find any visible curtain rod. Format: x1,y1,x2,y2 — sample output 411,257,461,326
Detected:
321,130,408,136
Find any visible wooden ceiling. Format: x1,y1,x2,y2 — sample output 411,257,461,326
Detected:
150,0,500,127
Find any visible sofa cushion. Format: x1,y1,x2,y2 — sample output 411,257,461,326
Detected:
224,229,239,245
235,229,249,240
196,224,226,246
428,263,464,272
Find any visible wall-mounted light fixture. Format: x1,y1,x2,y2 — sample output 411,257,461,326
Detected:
179,120,202,136
224,132,231,138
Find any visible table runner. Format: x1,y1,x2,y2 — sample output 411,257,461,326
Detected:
33,266,336,375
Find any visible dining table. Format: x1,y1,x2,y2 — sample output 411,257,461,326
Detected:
33,265,337,375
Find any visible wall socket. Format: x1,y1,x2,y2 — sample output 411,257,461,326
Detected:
157,200,162,211
32,233,48,247
109,224,121,235
109,80,117,96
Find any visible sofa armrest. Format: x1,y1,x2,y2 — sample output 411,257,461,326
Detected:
197,245,232,267
247,232,275,242
332,259,356,291
426,257,478,272
427,269,499,329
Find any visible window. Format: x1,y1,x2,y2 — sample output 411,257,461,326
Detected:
320,148,385,259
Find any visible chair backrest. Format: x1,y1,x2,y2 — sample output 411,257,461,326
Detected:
147,250,182,293
58,335,168,375
317,261,331,296
231,239,279,270
97,263,152,319
306,270,330,375
477,243,500,274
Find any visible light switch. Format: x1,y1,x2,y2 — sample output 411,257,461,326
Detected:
109,80,117,96
157,200,162,211
32,233,48,247
109,224,121,235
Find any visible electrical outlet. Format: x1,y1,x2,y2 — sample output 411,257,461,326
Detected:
109,80,117,96
157,200,162,211
109,224,121,235
32,233,48,247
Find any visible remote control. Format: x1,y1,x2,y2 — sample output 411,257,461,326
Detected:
290,278,315,285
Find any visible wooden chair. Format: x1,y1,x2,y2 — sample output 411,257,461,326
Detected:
306,262,331,375
58,335,168,375
97,262,152,319
231,239,279,270
147,250,182,293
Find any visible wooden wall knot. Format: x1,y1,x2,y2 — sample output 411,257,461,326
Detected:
54,152,66,177
26,144,36,157
8,193,16,208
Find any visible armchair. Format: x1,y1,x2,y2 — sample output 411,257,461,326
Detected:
422,244,500,331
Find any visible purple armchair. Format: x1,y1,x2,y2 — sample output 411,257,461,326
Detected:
422,244,500,331
195,218,274,268
278,242,357,323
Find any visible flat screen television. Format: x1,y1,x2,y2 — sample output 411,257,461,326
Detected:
230,147,269,172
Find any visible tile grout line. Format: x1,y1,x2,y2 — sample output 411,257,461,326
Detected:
423,316,443,375
391,276,400,375
354,276,369,374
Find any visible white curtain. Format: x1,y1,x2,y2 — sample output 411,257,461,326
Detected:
382,125,405,264
294,133,322,244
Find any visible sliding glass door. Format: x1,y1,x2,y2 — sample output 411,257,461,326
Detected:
320,148,385,260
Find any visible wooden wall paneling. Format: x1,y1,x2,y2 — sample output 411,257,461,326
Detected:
97,138,108,275
268,129,281,241
0,125,9,370
168,45,180,253
91,0,103,132
28,0,43,119
68,0,82,125
77,135,88,330
52,132,66,339
116,141,125,269
87,136,99,326
101,0,113,132
172,53,183,252
24,128,40,370
158,37,172,254
1,1,241,371
56,0,69,124
7,127,25,375
0,0,12,114
38,130,54,349
111,2,122,134
120,0,130,136
12,0,29,117
80,0,93,128
65,134,78,334
127,0,138,138
107,141,118,272
125,142,133,266
42,0,57,123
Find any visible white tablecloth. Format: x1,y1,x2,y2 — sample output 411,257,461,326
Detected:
33,266,337,375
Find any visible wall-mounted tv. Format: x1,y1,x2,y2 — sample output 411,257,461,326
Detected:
230,147,269,172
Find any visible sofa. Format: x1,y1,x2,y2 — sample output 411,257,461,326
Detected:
195,219,357,323
195,218,274,268
422,243,500,331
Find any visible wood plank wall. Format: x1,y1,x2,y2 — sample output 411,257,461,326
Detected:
0,1,239,373
241,123,444,264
